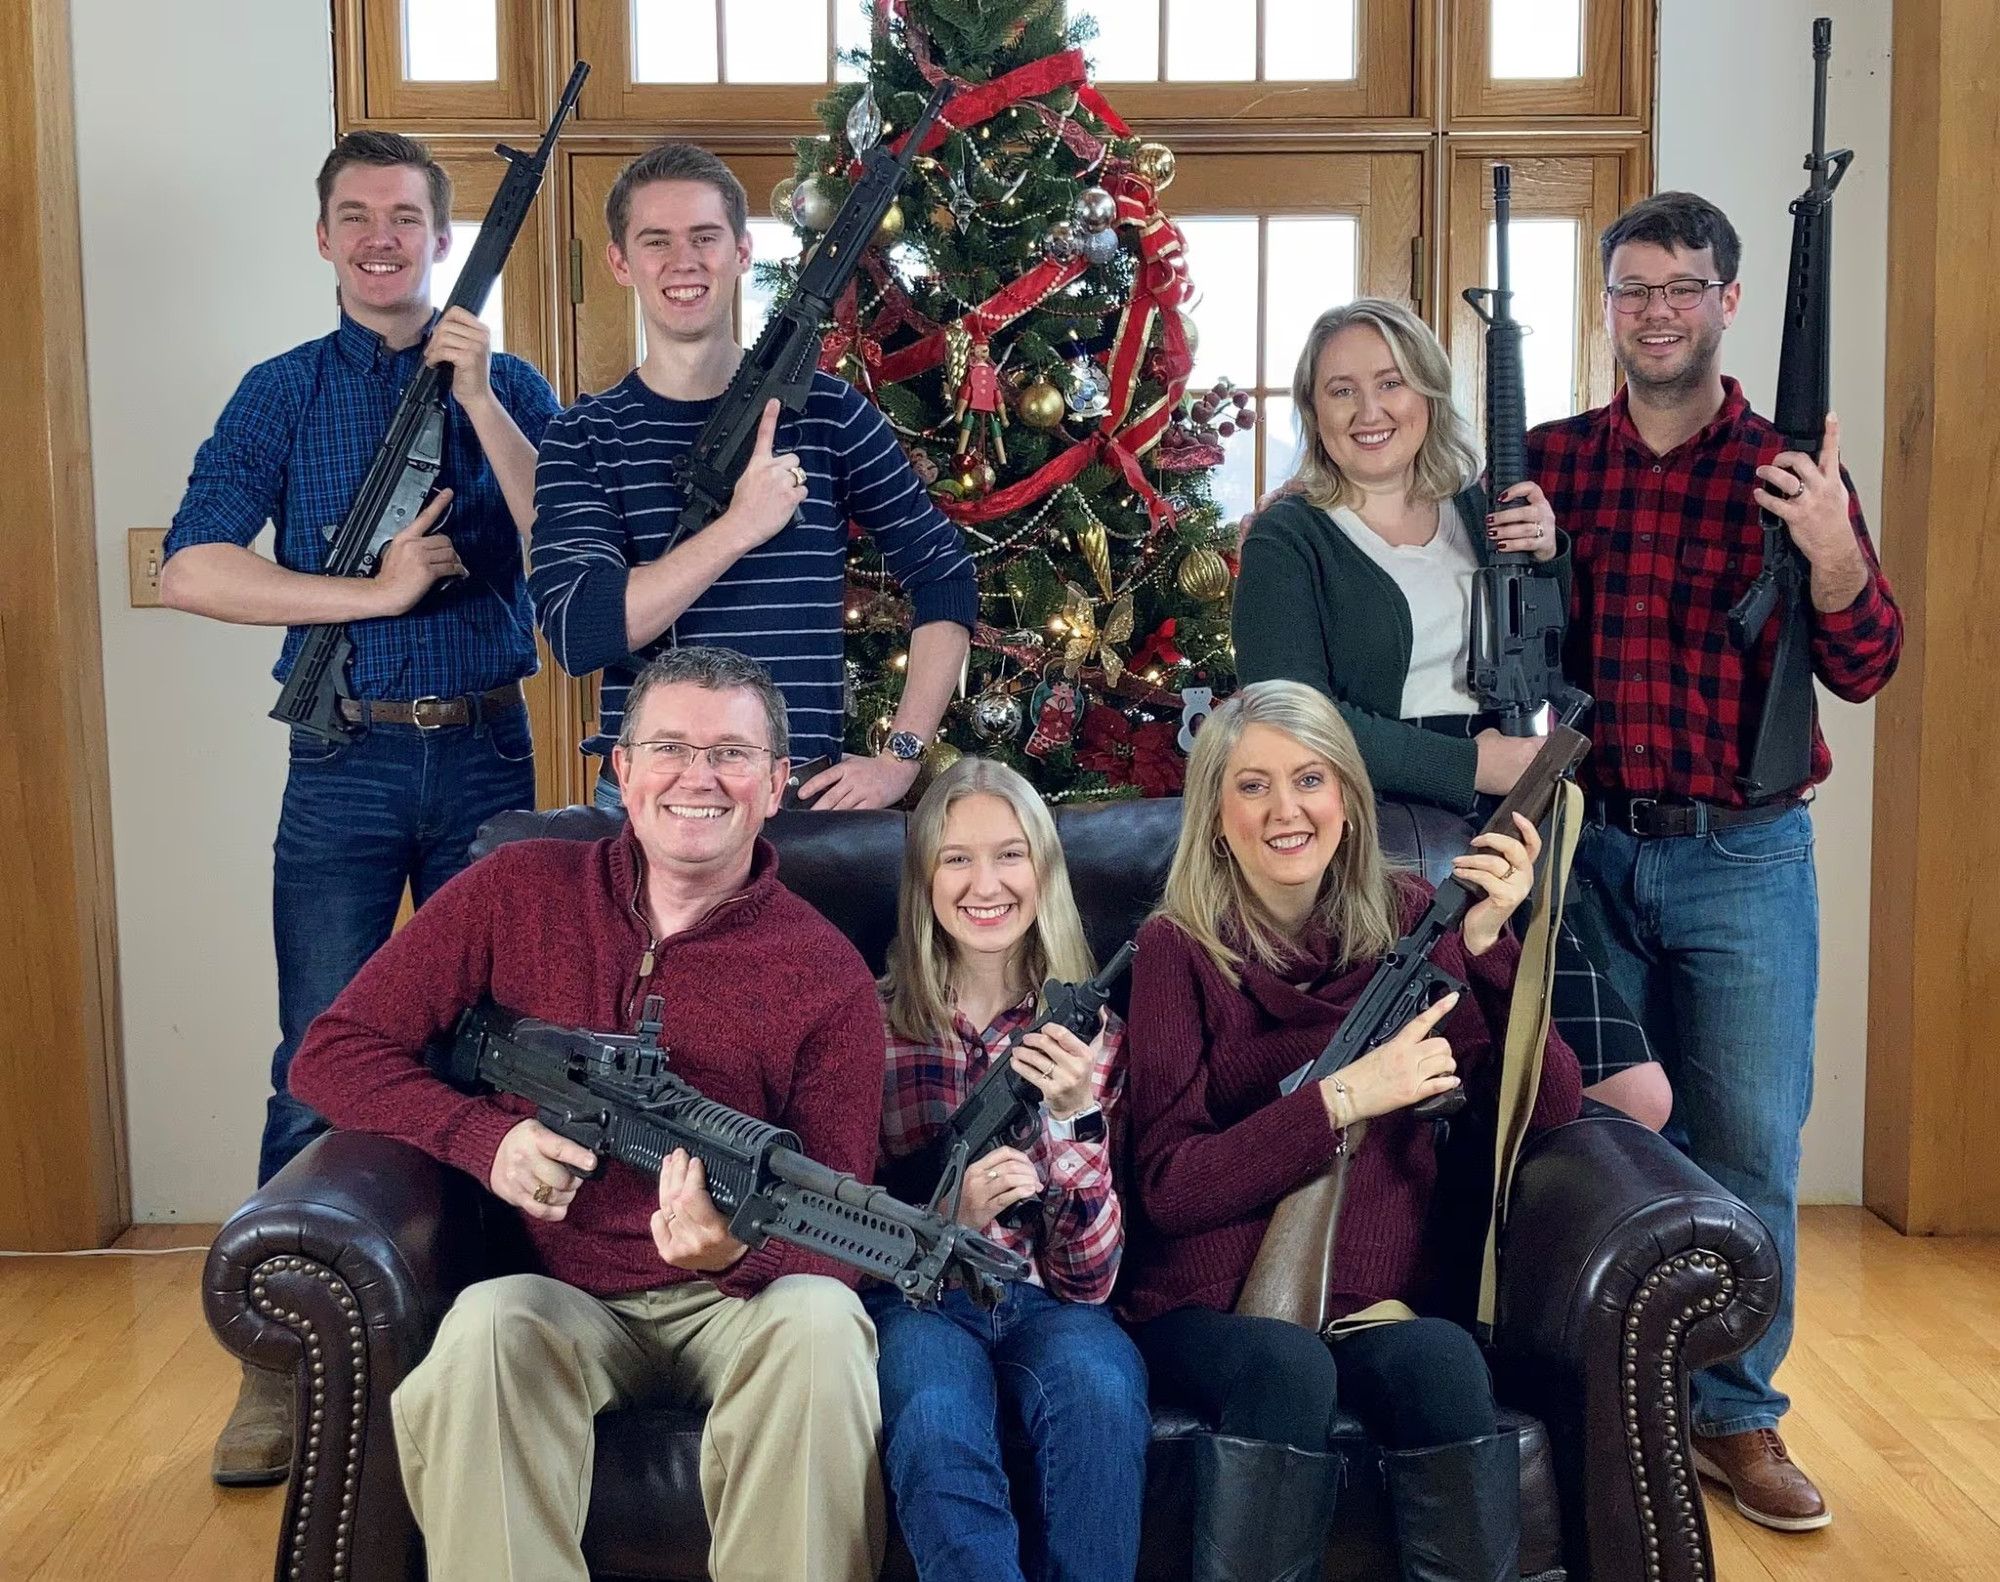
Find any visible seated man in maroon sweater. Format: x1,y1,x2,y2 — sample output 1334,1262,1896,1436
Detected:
289,645,889,1582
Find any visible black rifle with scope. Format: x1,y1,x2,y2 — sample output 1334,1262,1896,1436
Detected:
1463,162,1591,735
272,62,589,742
434,994,1027,1307
1727,17,1854,802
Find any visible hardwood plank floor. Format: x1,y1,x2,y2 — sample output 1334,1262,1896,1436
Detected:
0,1209,1992,1579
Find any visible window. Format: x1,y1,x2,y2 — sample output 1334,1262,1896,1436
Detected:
352,0,542,120
1450,0,1648,120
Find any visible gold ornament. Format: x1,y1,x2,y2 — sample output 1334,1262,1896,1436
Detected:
1135,142,1178,190
1176,544,1232,602
866,717,893,756
770,177,799,223
1076,519,1114,601
922,739,962,777
872,200,906,251
1058,583,1136,687
1016,379,1065,430
942,324,973,396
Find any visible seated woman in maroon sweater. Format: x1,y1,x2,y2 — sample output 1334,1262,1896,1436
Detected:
1119,679,1581,1582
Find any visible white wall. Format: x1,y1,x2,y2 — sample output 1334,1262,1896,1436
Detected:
1658,0,1893,1204
74,1,333,1219
73,2,1895,1217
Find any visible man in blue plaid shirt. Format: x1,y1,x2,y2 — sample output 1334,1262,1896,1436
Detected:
161,130,557,1487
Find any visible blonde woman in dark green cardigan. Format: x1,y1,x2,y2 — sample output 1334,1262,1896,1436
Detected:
1235,298,1670,1127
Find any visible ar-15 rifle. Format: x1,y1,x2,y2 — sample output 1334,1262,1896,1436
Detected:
1238,726,1589,1332
654,82,952,566
435,994,1027,1307
1463,163,1591,735
272,62,589,743
885,942,1136,1232
1727,17,1854,802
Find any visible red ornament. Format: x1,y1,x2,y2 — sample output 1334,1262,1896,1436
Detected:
1132,618,1184,672
1024,681,1080,759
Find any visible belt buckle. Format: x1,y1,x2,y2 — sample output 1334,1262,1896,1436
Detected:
410,694,451,730
1626,797,1658,835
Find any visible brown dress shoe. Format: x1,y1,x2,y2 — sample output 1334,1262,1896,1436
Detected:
1693,1427,1830,1531
211,1361,294,1487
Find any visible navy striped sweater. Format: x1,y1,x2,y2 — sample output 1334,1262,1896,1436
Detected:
529,369,977,761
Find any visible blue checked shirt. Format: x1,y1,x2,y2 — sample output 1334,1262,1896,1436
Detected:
167,313,561,699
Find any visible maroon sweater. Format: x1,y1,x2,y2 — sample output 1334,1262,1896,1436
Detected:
1118,880,1581,1325
288,827,886,1302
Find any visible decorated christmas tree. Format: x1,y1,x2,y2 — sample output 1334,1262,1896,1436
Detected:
768,0,1253,799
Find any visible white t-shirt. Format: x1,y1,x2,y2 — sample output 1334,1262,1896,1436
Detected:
1329,498,1481,718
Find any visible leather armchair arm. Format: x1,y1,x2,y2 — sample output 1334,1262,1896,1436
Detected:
1491,1113,1782,1582
203,1131,493,1582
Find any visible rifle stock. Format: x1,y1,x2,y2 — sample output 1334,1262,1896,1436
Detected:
1728,17,1852,801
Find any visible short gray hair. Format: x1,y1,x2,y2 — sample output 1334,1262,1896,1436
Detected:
618,647,790,759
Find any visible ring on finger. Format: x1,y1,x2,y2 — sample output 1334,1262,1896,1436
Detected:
791,465,807,488
532,1181,554,1206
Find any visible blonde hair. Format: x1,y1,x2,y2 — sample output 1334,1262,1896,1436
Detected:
882,757,1098,1043
1287,297,1482,512
1158,680,1401,984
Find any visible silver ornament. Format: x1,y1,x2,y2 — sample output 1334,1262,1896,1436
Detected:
1074,186,1117,232
1079,225,1122,266
845,83,883,156
1042,219,1079,262
1065,356,1111,418
790,177,838,232
971,689,1025,743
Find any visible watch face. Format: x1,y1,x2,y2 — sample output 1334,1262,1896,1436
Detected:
888,730,925,762
1072,1109,1107,1143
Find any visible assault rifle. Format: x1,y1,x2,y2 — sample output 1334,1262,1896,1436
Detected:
436,994,1027,1306
1238,726,1589,1332
1463,163,1591,735
1727,17,1853,801
272,62,589,743
657,82,952,562
887,942,1136,1232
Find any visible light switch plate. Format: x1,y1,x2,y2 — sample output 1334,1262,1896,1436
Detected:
128,528,168,607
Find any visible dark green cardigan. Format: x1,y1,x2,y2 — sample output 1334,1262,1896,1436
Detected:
1232,485,1573,815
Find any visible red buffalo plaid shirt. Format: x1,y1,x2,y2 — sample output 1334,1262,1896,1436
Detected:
879,988,1126,1304
1526,378,1902,805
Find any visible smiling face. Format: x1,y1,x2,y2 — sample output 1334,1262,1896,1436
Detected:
929,793,1042,976
316,163,448,322
1218,722,1347,921
609,178,751,350
1603,239,1739,398
612,680,785,884
1309,322,1432,494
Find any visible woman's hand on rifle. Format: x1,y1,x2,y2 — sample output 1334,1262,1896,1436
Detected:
1455,811,1541,957
1324,991,1462,1126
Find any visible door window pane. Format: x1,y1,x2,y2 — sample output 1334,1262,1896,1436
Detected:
633,0,720,83
1166,0,1254,81
835,0,872,82
1490,0,1583,79
1264,217,1358,385
742,219,803,344
1177,219,1258,392
1072,0,1161,82
1209,418,1258,524
1489,217,1578,427
432,223,506,352
1263,394,1303,494
1265,0,1356,82
403,0,498,80
723,0,828,83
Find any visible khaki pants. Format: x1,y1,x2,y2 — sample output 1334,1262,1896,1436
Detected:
391,1271,885,1582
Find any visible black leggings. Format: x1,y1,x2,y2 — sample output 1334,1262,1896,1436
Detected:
1132,1307,1498,1453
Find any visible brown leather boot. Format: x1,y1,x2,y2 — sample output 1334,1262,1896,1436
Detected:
1693,1427,1830,1531
210,1361,294,1487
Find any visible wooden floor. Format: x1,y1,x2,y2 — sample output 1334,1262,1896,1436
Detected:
0,1209,1996,1580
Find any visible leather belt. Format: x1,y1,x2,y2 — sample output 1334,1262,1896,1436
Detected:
337,684,524,730
1587,792,1803,839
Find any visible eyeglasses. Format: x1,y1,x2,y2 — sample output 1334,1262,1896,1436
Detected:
1605,278,1726,315
625,739,776,779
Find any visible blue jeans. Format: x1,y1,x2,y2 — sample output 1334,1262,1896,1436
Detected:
263,706,536,1184
864,1281,1149,1582
1567,804,1818,1435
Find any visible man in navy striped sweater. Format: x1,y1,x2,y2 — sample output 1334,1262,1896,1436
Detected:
531,143,976,810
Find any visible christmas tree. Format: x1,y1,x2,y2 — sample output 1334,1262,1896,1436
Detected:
767,0,1254,799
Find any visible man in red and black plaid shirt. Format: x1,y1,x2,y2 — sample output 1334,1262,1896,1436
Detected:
1527,191,1901,1536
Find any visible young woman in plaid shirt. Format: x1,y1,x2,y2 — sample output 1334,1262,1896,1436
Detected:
869,757,1148,1582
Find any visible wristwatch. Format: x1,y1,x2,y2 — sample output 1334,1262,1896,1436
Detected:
1046,1103,1107,1143
885,729,927,763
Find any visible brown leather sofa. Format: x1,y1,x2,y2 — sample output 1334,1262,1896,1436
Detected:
204,796,1778,1582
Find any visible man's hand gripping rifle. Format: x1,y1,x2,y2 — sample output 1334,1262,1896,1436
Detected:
1275,727,1589,1120
657,82,952,560
435,993,1027,1306
272,62,589,743
887,943,1136,1233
